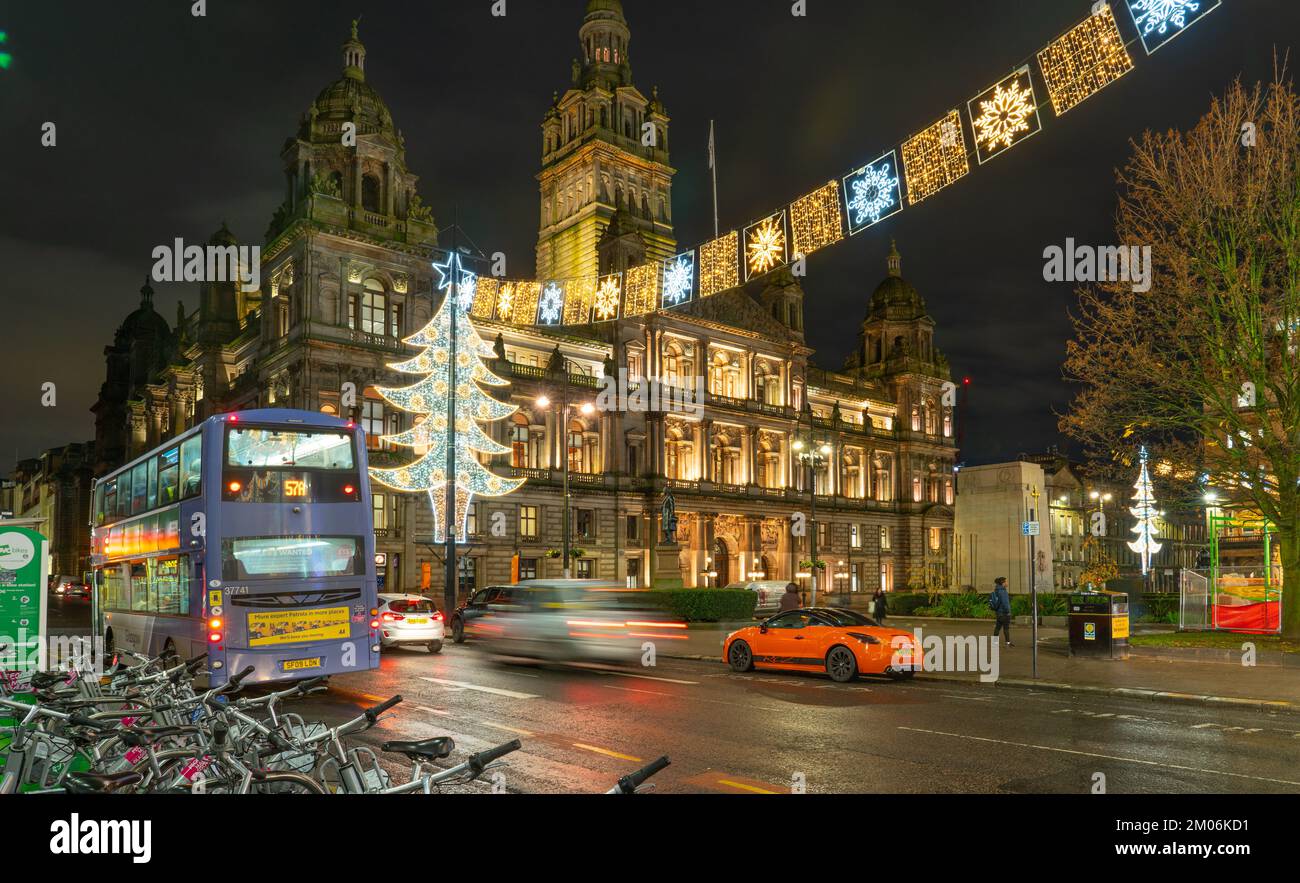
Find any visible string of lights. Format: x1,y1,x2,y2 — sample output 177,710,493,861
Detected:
451,0,1222,329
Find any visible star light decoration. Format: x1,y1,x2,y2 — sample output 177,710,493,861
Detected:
900,110,970,206
1037,4,1135,116
594,274,623,321
538,282,565,325
744,212,788,281
843,150,902,235
1126,0,1221,55
968,66,1042,164
368,252,526,544
661,252,696,308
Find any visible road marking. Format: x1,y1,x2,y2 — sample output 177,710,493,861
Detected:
419,677,539,699
942,693,994,702
898,726,1300,787
595,670,699,686
415,705,450,716
717,779,778,794
573,743,642,762
595,684,674,698
480,720,535,737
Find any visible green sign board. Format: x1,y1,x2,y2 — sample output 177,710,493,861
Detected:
0,526,49,673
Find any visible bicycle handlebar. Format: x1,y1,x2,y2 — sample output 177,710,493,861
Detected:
616,756,670,794
469,739,522,773
364,695,402,723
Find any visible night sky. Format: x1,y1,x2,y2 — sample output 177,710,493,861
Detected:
1,0,1294,472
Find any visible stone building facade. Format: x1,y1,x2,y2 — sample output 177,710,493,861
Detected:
91,3,957,603
2,442,97,580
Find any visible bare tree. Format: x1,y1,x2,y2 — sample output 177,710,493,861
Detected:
1061,68,1300,639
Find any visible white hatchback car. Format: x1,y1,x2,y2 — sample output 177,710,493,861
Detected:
377,594,446,653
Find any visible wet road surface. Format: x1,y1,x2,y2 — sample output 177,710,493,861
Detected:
287,641,1300,795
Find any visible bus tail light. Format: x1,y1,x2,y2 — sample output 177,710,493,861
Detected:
344,484,356,496
370,619,381,630
208,618,224,644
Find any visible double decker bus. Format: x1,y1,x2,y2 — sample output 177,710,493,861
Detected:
90,410,381,685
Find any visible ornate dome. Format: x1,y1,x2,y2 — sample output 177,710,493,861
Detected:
869,241,927,319
586,0,625,18
117,280,170,342
306,22,396,140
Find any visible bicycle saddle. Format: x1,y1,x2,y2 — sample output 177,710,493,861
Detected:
381,736,455,760
64,771,145,795
29,672,65,690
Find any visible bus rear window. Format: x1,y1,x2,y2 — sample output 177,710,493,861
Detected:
227,428,355,471
221,536,363,580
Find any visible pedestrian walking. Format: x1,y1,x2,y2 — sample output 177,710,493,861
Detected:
779,583,803,612
990,577,1013,646
872,588,888,625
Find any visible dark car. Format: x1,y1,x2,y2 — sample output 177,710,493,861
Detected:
449,586,515,643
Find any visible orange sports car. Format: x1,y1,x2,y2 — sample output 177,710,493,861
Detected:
723,607,920,683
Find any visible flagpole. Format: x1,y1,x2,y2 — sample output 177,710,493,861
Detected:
709,120,719,239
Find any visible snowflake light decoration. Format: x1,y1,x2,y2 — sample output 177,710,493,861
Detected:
495,283,515,322
744,212,787,281
594,274,622,321
968,66,1042,164
843,150,902,235
661,252,695,307
538,282,564,325
1126,0,1220,55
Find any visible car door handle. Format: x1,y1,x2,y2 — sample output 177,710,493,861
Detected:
794,636,806,640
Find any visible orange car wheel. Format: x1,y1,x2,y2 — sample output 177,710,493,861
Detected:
727,640,754,672
826,646,858,683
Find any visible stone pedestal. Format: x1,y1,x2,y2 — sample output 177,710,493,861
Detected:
651,543,685,589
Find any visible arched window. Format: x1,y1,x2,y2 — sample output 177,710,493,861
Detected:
361,175,382,213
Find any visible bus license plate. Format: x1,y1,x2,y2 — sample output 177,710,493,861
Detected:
283,658,322,672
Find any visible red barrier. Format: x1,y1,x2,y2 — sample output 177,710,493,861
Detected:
1215,602,1281,632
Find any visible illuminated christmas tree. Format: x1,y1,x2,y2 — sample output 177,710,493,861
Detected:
369,254,525,543
1126,446,1163,575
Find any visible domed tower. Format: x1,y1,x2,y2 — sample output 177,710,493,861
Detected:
92,279,175,472
537,0,676,281
846,241,944,376
270,20,437,247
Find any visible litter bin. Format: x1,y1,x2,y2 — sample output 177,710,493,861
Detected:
1068,591,1129,660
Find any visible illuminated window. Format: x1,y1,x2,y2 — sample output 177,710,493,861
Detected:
511,414,529,468
880,526,892,551
361,399,386,451
520,505,539,540
929,527,942,552
359,282,388,337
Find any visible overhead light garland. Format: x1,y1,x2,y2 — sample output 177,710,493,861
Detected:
445,0,1222,328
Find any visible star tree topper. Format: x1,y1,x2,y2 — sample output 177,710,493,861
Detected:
369,252,526,543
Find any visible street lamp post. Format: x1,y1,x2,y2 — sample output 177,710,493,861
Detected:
537,367,594,580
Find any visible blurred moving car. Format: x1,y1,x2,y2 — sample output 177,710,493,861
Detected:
471,580,686,664
449,586,515,644
50,575,90,599
723,580,798,617
377,594,445,653
722,607,919,683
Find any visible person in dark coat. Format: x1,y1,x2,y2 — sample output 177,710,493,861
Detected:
990,577,1013,646
778,584,803,612
872,589,888,624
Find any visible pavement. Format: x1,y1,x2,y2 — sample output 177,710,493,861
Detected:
286,643,1300,794
667,616,1300,713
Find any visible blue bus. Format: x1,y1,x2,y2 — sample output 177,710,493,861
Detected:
90,409,381,685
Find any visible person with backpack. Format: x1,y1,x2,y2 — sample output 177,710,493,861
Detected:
990,577,1013,647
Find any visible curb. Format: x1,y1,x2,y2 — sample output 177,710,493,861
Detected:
914,671,1300,716
662,651,1300,715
